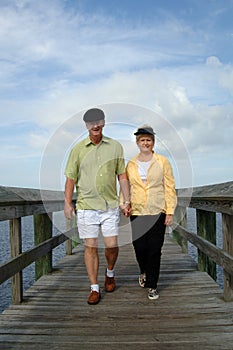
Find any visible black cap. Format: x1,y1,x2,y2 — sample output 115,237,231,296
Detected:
134,127,155,136
83,108,105,122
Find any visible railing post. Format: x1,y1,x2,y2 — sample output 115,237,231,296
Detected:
66,218,72,255
10,218,23,304
196,209,216,280
34,212,53,280
173,206,188,253
65,215,78,255
222,213,233,301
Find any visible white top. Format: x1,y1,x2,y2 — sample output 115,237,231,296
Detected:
137,160,152,182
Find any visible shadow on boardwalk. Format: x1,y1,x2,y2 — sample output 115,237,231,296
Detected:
0,235,233,350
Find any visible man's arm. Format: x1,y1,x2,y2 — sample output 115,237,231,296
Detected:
64,177,76,219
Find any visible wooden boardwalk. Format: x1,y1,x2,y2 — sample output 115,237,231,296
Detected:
0,236,233,350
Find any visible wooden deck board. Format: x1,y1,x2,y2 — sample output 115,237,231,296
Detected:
1,236,233,349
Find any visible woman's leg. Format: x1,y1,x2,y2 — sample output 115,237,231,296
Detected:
145,213,166,289
130,216,147,274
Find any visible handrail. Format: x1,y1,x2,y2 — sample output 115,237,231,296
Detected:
174,180,233,301
0,186,77,306
0,233,67,284
173,223,233,276
0,181,232,307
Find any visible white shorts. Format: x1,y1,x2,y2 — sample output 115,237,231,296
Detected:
77,207,120,239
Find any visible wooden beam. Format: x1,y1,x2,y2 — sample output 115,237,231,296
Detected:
0,202,65,221
196,209,216,281
222,213,233,301
173,206,188,253
173,223,233,276
178,198,233,215
65,216,78,255
0,233,68,285
10,218,23,304
34,213,53,280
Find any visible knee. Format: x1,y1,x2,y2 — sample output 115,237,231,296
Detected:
84,238,98,248
104,236,118,249
105,246,119,254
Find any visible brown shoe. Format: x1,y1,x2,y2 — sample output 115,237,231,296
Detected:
87,290,101,305
105,274,115,292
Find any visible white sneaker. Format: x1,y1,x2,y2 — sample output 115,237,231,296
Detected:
138,273,146,288
148,288,159,300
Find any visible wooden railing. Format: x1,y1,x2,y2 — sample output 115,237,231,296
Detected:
173,181,233,301
0,186,76,305
0,182,233,307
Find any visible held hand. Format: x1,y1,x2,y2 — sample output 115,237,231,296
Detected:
120,204,132,217
165,214,173,226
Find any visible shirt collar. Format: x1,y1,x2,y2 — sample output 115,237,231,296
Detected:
84,135,109,146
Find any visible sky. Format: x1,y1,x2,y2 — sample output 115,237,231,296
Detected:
0,0,233,191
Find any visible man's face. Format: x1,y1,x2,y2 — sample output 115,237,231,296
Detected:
85,119,105,136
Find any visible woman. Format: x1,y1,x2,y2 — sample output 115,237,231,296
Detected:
122,125,177,300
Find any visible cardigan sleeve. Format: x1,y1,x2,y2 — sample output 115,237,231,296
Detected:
163,157,177,214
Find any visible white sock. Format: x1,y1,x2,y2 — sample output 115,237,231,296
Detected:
106,268,114,278
91,284,99,293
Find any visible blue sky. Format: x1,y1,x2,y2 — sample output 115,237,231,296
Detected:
0,0,233,190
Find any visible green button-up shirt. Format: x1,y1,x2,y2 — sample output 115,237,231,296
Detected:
64,135,126,210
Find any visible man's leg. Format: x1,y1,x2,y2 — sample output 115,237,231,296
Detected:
101,207,120,292
84,238,99,285
104,235,119,269
104,236,119,292
76,209,101,304
84,238,101,304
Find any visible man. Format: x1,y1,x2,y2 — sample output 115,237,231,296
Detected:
64,108,130,305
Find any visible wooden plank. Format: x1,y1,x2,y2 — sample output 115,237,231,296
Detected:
10,218,23,304
0,203,64,221
196,209,216,280
34,213,53,280
0,236,233,350
174,223,233,275
0,186,64,204
188,199,232,215
177,181,233,199
0,186,76,220
0,234,68,284
177,181,233,215
222,213,233,301
0,183,232,349
173,206,188,252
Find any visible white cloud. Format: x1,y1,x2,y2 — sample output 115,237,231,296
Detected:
0,0,232,187
0,0,210,89
206,56,222,68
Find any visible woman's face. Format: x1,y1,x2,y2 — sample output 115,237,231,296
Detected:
137,135,154,152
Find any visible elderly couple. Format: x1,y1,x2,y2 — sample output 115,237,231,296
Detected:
64,108,177,305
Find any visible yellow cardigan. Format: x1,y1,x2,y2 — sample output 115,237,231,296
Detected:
124,153,177,216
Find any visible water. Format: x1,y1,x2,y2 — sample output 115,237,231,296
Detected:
0,209,224,313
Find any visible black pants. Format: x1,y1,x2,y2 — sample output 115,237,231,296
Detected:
130,213,166,289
